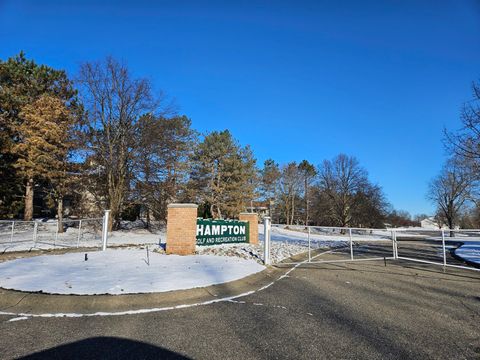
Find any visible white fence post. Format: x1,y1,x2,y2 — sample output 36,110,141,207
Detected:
349,228,353,260
264,216,271,265
391,230,395,258
54,220,59,248
77,219,82,248
10,221,15,243
441,229,446,268
392,230,399,259
308,226,311,263
33,221,38,246
102,210,111,251
394,230,398,259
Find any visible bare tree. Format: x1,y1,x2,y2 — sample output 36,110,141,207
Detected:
298,160,317,225
352,183,389,228
77,57,162,230
427,159,471,234
445,80,480,174
318,154,368,227
278,162,302,225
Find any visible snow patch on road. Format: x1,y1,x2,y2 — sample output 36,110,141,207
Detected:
454,242,480,265
0,249,265,295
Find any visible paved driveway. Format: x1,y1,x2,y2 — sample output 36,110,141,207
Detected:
1,257,479,359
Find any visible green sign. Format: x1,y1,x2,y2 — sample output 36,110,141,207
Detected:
196,219,249,246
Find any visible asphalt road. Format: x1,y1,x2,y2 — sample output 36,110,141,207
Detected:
1,248,479,360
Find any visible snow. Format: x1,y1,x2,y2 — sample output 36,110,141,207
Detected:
0,246,315,319
0,249,265,295
454,242,480,265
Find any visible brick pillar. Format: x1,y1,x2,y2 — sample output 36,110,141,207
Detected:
166,204,198,255
239,212,258,245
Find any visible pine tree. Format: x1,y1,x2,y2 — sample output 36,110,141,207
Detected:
0,52,77,218
190,130,257,219
133,114,196,226
13,95,73,221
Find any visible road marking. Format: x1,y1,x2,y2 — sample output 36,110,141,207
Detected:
7,316,29,322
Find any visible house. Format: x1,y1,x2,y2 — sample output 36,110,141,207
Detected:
420,217,458,230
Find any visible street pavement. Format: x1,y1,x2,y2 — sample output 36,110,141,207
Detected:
1,255,479,360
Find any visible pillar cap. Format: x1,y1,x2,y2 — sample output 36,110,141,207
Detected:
167,203,198,208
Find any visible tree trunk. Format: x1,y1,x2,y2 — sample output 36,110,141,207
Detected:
24,178,34,221
285,196,290,225
57,196,64,233
290,195,295,225
446,210,455,237
146,207,151,230
108,210,113,232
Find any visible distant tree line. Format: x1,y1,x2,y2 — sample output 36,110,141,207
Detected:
0,52,416,230
258,155,419,228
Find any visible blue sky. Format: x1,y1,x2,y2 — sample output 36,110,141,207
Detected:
1,0,479,215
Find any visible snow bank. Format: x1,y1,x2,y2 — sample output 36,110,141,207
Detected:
0,249,265,295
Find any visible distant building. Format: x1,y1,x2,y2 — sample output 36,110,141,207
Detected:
420,217,441,229
420,217,458,230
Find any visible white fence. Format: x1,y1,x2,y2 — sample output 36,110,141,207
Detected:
263,218,480,272
0,213,109,253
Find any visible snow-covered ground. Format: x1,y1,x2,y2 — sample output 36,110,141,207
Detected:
454,241,480,266
0,249,265,295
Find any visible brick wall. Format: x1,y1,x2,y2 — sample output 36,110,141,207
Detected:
239,212,259,245
166,204,198,255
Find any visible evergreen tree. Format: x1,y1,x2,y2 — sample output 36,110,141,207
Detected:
13,95,74,221
133,114,196,226
259,159,281,220
0,52,77,219
260,159,280,201
190,130,257,219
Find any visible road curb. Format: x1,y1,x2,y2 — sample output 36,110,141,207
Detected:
0,264,286,316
